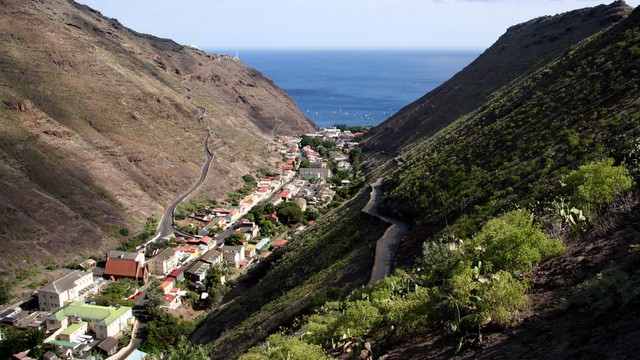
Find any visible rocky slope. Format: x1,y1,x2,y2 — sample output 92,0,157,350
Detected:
362,1,632,155
0,0,315,272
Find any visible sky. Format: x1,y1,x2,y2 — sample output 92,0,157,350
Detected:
77,0,639,50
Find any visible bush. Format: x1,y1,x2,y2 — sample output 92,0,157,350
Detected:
239,334,330,360
562,158,633,215
466,210,565,273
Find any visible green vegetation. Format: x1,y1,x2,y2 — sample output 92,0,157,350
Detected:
142,312,200,354
148,341,211,360
0,327,46,359
117,215,158,251
239,334,330,360
175,196,214,221
275,201,305,226
561,158,633,216
227,173,260,205
91,278,138,307
192,190,387,358
0,279,11,305
224,233,244,246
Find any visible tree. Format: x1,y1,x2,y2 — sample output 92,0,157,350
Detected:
300,158,311,168
146,278,164,314
225,233,244,246
276,201,305,226
92,279,137,307
242,174,257,186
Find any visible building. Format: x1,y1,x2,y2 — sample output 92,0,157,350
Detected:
37,271,95,311
184,261,211,283
299,167,332,180
167,268,184,282
218,245,245,268
255,238,270,251
201,250,223,267
46,301,133,340
103,251,148,283
147,248,178,276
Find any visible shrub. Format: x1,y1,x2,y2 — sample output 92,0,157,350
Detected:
466,210,565,273
239,334,330,360
562,158,633,215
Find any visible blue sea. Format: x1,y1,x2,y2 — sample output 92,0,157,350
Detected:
208,49,481,129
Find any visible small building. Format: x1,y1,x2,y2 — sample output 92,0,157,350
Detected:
97,337,119,356
184,261,211,283
78,259,96,271
103,251,148,284
47,301,133,340
299,168,332,180
37,270,95,311
271,239,288,248
147,248,178,276
244,245,256,258
59,321,87,343
217,245,245,268
161,294,181,310
294,198,307,212
167,268,184,282
255,238,270,251
201,250,223,267
159,278,175,294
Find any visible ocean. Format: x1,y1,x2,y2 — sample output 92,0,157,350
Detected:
208,49,481,129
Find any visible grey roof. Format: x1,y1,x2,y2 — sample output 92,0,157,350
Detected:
107,250,141,260
97,336,118,352
38,270,90,294
186,260,210,275
149,248,176,262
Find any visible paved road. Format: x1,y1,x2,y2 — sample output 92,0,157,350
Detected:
361,179,409,284
156,107,212,239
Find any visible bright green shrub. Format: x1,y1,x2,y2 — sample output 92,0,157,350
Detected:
239,334,330,360
466,210,565,273
563,158,633,214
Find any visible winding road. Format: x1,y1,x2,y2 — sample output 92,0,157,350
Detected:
362,179,409,284
153,107,212,240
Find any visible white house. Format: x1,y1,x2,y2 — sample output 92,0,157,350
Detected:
38,270,96,311
218,245,246,268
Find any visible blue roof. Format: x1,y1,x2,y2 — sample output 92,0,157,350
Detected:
125,349,148,360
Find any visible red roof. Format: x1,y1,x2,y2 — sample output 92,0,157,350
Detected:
160,279,174,289
168,269,183,278
258,251,272,259
271,239,288,248
103,258,146,280
201,236,213,245
277,190,291,198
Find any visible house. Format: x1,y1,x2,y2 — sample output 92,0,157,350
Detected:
299,168,332,180
271,239,288,248
103,251,148,284
160,278,175,294
201,250,223,267
97,337,119,356
161,294,181,310
218,245,245,268
255,238,270,251
147,248,178,276
184,261,210,283
175,245,200,261
244,245,256,258
167,268,184,282
236,220,259,239
38,270,95,311
59,321,87,343
46,301,133,340
78,259,96,271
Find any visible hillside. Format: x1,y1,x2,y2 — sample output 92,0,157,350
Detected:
216,3,640,359
0,0,315,273
362,1,632,155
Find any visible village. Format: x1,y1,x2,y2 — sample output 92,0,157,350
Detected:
0,127,366,360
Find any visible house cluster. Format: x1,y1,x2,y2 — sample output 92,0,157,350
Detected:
3,270,136,358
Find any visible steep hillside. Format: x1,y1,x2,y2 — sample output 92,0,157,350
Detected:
362,1,632,155
0,0,315,272
229,4,640,359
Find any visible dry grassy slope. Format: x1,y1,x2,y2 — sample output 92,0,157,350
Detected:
0,0,315,272
362,1,632,155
